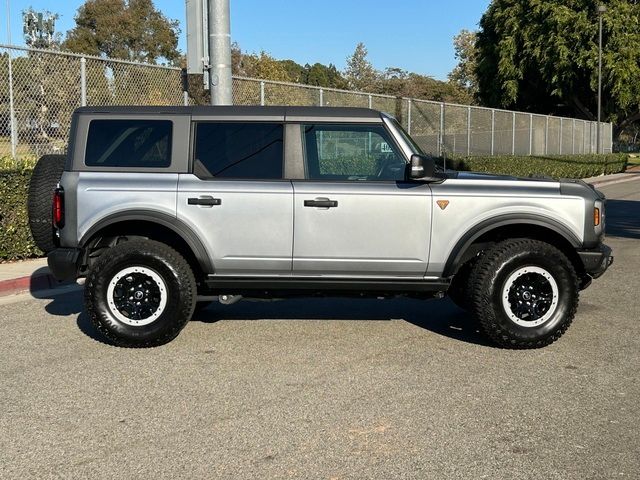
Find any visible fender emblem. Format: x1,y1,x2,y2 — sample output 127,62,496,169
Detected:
436,200,450,210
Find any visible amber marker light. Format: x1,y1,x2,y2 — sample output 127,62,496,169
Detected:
594,207,601,227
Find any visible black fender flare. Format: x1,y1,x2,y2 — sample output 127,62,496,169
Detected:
79,210,213,274
442,214,582,277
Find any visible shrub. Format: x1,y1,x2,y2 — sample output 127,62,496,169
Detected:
443,154,628,179
0,162,42,261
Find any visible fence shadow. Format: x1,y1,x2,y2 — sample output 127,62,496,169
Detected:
605,199,640,239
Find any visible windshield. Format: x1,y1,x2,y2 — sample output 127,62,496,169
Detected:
389,118,425,156
389,118,447,173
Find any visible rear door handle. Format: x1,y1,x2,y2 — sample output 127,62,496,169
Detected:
188,196,221,207
304,198,338,208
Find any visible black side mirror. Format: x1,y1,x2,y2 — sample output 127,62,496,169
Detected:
409,154,437,180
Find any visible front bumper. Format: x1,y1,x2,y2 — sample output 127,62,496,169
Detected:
47,248,81,281
578,244,613,280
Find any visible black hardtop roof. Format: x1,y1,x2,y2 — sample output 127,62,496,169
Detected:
74,105,386,121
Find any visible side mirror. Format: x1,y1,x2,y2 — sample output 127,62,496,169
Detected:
409,154,437,180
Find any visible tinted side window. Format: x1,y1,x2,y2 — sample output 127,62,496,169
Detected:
194,123,284,179
303,124,406,181
85,120,172,167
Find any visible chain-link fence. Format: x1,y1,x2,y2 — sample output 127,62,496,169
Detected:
1,44,613,161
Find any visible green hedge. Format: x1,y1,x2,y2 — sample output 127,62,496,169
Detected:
0,153,630,261
445,153,628,178
0,162,42,261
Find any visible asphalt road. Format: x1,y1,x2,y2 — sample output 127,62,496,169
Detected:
1,179,639,479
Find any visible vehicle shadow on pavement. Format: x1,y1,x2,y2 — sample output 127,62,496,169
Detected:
38,285,491,347
193,297,493,347
605,199,640,239
40,288,83,316
36,288,115,345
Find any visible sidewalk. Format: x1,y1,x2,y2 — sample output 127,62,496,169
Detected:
584,168,640,187
0,257,77,298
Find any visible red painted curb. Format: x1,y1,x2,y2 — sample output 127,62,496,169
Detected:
0,273,74,297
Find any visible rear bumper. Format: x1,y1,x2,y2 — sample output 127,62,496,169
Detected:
578,244,613,280
47,248,81,281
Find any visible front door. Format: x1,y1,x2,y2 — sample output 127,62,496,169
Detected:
292,123,432,277
177,122,293,275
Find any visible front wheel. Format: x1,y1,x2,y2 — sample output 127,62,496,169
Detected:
85,239,197,347
470,239,579,349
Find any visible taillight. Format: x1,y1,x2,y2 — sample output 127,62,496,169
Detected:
53,187,64,228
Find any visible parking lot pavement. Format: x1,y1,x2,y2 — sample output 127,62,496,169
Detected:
1,179,639,480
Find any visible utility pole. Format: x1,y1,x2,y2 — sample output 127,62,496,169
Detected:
597,5,606,154
207,0,232,105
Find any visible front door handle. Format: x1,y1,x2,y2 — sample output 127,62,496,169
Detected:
304,198,338,208
188,196,221,207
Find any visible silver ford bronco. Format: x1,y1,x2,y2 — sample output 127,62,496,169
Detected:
29,106,613,348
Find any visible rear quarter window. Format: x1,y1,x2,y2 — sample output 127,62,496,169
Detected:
85,119,172,168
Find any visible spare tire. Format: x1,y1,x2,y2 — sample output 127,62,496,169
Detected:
28,154,66,253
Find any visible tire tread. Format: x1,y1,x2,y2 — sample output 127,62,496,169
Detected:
470,238,579,349
85,239,196,348
27,154,66,253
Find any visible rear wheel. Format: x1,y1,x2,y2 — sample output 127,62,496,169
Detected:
470,239,579,349
85,239,196,347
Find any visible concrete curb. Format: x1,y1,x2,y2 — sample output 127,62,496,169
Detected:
0,272,76,298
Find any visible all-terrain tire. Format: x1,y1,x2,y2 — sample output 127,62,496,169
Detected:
85,239,197,347
469,239,579,349
27,154,66,253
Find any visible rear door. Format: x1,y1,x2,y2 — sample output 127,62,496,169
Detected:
292,123,432,277
177,121,293,275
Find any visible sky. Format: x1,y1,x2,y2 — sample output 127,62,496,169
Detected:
1,0,491,80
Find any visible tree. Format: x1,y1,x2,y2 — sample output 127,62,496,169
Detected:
63,0,180,65
244,51,292,82
344,43,379,92
475,0,640,139
304,63,348,89
376,67,473,104
279,60,306,83
448,29,478,97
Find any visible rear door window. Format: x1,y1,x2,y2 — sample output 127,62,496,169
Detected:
85,119,172,167
193,122,284,179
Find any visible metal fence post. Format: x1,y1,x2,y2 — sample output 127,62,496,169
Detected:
7,46,17,159
260,81,265,106
80,57,87,107
319,88,323,107
491,109,495,156
559,118,563,154
439,103,445,157
584,120,588,154
529,113,533,156
467,106,472,156
407,98,412,135
512,112,516,155
545,116,549,155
